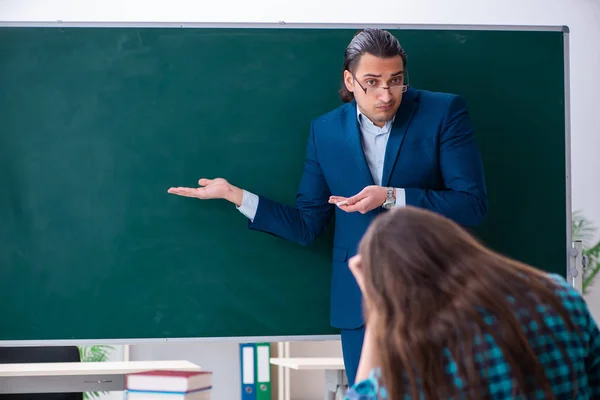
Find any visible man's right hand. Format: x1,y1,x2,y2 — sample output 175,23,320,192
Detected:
168,178,244,207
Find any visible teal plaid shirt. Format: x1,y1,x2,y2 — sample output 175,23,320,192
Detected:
345,274,600,399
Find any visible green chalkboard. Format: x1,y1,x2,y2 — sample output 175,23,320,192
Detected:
0,24,569,342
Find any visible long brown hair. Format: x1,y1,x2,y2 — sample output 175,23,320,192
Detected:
358,206,579,399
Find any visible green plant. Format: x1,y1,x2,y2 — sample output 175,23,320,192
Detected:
572,210,600,294
77,345,115,399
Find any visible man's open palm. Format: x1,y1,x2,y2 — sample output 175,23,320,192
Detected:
328,185,387,214
168,178,231,200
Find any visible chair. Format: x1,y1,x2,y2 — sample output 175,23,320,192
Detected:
0,346,83,399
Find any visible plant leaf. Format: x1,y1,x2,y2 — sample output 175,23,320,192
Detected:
572,210,598,249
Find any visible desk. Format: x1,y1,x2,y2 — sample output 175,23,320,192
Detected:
0,360,201,394
270,357,347,400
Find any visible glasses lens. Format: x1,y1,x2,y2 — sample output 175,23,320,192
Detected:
369,86,407,96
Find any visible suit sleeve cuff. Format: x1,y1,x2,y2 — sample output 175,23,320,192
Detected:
236,190,259,222
395,188,406,208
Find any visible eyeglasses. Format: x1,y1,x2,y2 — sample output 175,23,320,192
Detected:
350,69,410,96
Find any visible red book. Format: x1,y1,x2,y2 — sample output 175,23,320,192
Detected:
126,370,212,393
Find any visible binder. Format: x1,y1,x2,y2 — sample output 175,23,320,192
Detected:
240,343,256,400
255,342,271,400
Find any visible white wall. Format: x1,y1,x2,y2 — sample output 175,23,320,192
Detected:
130,342,241,400
288,340,343,400
2,1,598,399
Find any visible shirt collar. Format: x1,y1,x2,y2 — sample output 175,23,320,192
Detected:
356,105,395,135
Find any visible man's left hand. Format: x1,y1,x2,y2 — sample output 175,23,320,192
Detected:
328,185,388,214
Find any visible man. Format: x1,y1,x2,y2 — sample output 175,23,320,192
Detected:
168,28,488,384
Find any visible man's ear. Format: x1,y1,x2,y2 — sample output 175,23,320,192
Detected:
344,70,354,93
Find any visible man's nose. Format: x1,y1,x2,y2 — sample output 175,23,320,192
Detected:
378,88,392,102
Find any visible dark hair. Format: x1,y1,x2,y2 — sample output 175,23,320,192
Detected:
358,206,580,400
339,28,408,102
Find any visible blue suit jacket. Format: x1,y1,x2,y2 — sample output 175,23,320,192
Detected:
248,87,488,329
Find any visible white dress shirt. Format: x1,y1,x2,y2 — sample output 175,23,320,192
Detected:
237,107,406,222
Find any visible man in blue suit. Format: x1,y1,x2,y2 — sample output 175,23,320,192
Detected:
168,28,488,384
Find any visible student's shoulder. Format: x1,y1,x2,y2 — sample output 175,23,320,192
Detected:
546,272,581,300
544,273,592,326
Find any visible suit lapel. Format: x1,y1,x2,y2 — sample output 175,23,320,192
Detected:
381,88,418,187
342,101,375,186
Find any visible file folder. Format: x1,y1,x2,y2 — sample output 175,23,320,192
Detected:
240,343,256,400
255,342,271,400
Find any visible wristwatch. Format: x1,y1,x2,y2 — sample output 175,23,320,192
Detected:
382,187,396,209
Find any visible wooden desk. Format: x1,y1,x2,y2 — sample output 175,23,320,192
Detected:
270,357,346,400
0,360,201,394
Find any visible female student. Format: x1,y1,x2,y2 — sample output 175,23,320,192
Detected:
344,207,600,399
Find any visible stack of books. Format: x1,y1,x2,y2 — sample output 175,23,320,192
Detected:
125,369,212,399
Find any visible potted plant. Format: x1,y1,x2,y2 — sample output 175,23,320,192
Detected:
572,210,600,293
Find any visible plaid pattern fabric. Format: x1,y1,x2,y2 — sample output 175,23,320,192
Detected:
345,273,600,399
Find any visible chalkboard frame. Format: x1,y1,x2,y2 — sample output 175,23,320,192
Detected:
0,21,572,345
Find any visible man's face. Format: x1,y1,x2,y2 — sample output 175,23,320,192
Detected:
344,53,406,127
